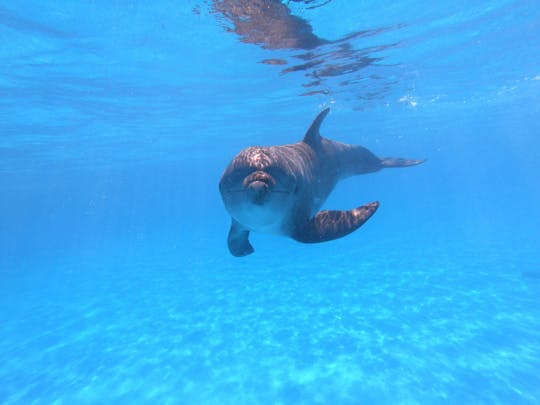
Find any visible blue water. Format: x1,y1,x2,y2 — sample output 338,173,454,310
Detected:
1,1,540,403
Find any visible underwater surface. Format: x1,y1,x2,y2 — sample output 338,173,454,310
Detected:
1,0,540,403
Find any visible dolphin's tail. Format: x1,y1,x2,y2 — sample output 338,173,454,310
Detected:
381,157,426,168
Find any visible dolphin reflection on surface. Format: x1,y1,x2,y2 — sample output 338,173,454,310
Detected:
209,0,403,102
212,0,328,50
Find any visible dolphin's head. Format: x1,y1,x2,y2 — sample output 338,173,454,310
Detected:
219,147,298,232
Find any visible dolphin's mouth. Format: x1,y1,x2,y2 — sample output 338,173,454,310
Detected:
242,171,276,188
246,180,270,205
222,171,291,199
224,188,290,194
235,171,274,205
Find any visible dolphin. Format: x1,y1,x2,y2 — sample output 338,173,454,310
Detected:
219,108,425,256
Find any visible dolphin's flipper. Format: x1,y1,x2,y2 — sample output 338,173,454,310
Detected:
227,219,254,257
381,157,426,168
292,201,379,243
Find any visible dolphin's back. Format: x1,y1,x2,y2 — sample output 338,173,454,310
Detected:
271,142,331,216
277,141,342,218
319,138,382,179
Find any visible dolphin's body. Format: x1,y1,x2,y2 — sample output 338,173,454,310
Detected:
219,108,424,256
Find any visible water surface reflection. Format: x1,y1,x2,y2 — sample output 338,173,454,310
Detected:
209,0,404,102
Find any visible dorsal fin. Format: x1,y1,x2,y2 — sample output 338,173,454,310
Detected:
302,108,330,146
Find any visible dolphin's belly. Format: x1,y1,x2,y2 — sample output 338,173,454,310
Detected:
230,204,289,235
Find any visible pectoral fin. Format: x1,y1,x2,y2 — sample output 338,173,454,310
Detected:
227,219,254,257
292,202,379,243
381,157,426,168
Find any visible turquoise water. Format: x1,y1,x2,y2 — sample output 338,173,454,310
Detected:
1,1,540,403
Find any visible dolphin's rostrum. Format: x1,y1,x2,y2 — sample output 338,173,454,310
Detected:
219,108,425,256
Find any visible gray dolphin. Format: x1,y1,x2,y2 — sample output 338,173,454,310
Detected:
219,108,425,256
